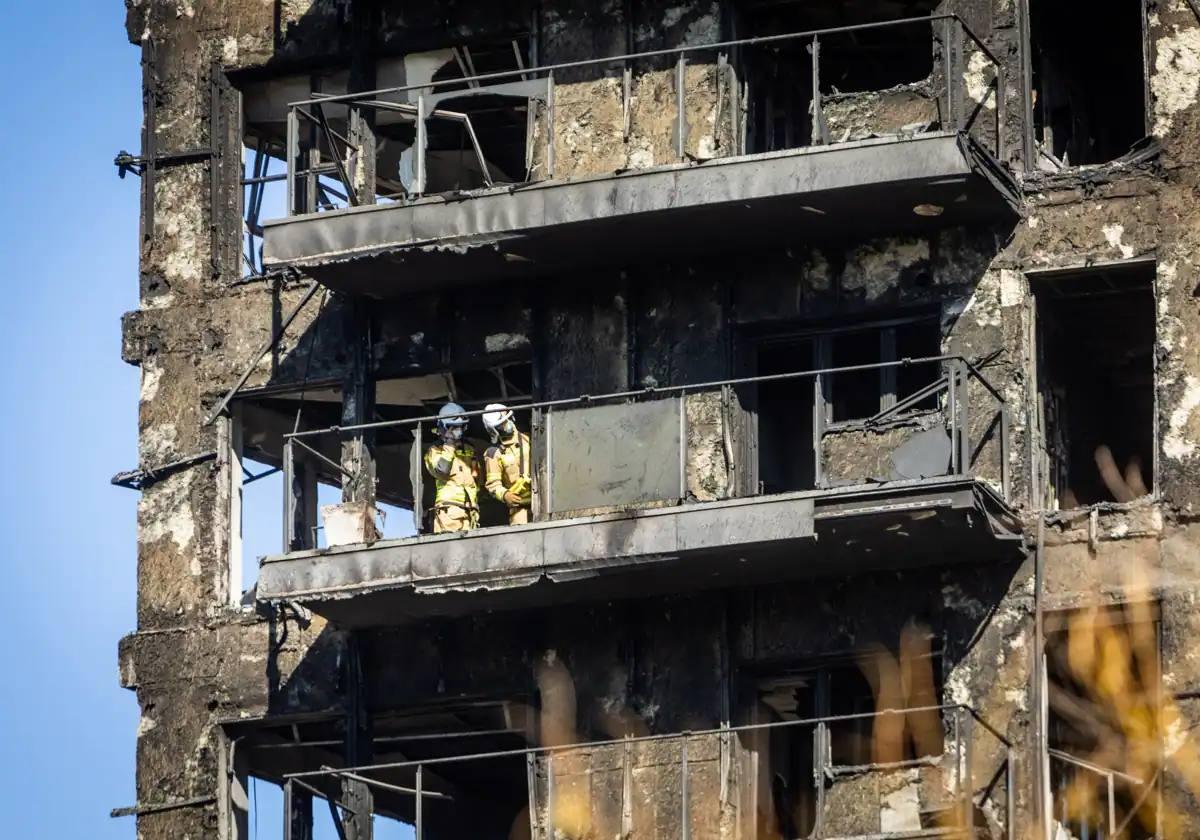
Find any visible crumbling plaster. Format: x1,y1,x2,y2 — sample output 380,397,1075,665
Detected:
119,0,1200,835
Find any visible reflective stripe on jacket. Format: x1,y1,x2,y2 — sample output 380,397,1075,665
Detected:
423,442,480,511
484,432,531,507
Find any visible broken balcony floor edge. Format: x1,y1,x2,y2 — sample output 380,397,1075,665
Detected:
256,476,1024,623
261,131,1022,295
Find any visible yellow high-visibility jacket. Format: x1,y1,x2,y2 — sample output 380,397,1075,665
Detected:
423,441,480,513
484,431,531,508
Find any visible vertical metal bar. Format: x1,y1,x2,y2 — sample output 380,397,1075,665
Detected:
728,60,741,156
623,61,632,140
681,737,690,840
284,779,295,840
1106,773,1116,837
676,53,688,159
526,753,540,840
546,71,556,179
813,722,826,838
306,144,319,213
810,36,823,146
286,107,298,215
942,17,955,129
547,753,556,836
951,18,964,131
959,361,972,473
141,39,158,240
948,361,960,475
812,374,824,489
739,79,749,154
412,423,424,534
415,764,424,840
679,393,688,501
415,94,427,195
545,407,554,515
1017,0,1035,170
209,62,222,280
283,439,296,552
880,329,897,410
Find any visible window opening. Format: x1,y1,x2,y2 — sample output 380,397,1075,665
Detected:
421,38,535,193
755,646,945,839
1029,0,1147,167
753,315,941,493
1045,609,1160,840
229,388,344,604
756,336,818,493
736,0,939,153
1033,263,1154,508
239,456,284,598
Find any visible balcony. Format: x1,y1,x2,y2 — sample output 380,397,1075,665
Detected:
256,357,1023,626
258,15,1020,297
238,704,1017,840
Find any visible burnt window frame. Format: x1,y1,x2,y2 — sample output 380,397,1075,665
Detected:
817,313,944,428
1029,259,1157,510
1019,0,1153,171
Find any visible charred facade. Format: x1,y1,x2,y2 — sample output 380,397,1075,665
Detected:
116,1,1200,838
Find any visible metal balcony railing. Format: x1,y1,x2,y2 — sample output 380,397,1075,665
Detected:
1049,748,1152,839
278,14,1004,214
276,704,1016,840
279,354,1010,551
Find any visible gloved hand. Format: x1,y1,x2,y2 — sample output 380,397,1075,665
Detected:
504,477,532,507
503,489,524,506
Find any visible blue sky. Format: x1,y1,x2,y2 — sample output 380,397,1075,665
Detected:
0,4,142,835
0,6,411,835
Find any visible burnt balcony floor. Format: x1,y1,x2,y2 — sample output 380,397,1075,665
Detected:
256,477,1023,627
261,131,1020,297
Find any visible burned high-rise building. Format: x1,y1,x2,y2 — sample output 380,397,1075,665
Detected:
114,0,1200,837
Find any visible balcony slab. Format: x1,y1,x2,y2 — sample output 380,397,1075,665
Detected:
257,477,1024,627
262,132,1020,297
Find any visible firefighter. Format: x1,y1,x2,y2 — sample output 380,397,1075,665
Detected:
423,402,480,533
482,403,532,525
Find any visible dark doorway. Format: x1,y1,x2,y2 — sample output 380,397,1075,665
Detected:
1034,262,1155,508
1030,0,1147,165
756,336,818,493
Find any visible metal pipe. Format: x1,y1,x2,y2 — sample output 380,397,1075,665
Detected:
415,765,423,840
959,359,972,473
287,15,992,109
949,360,960,475
326,769,451,800
1107,772,1116,836
286,107,298,214
291,437,356,481
415,94,426,194
675,53,687,160
678,393,688,501
285,354,1004,440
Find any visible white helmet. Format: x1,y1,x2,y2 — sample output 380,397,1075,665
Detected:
482,403,514,442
